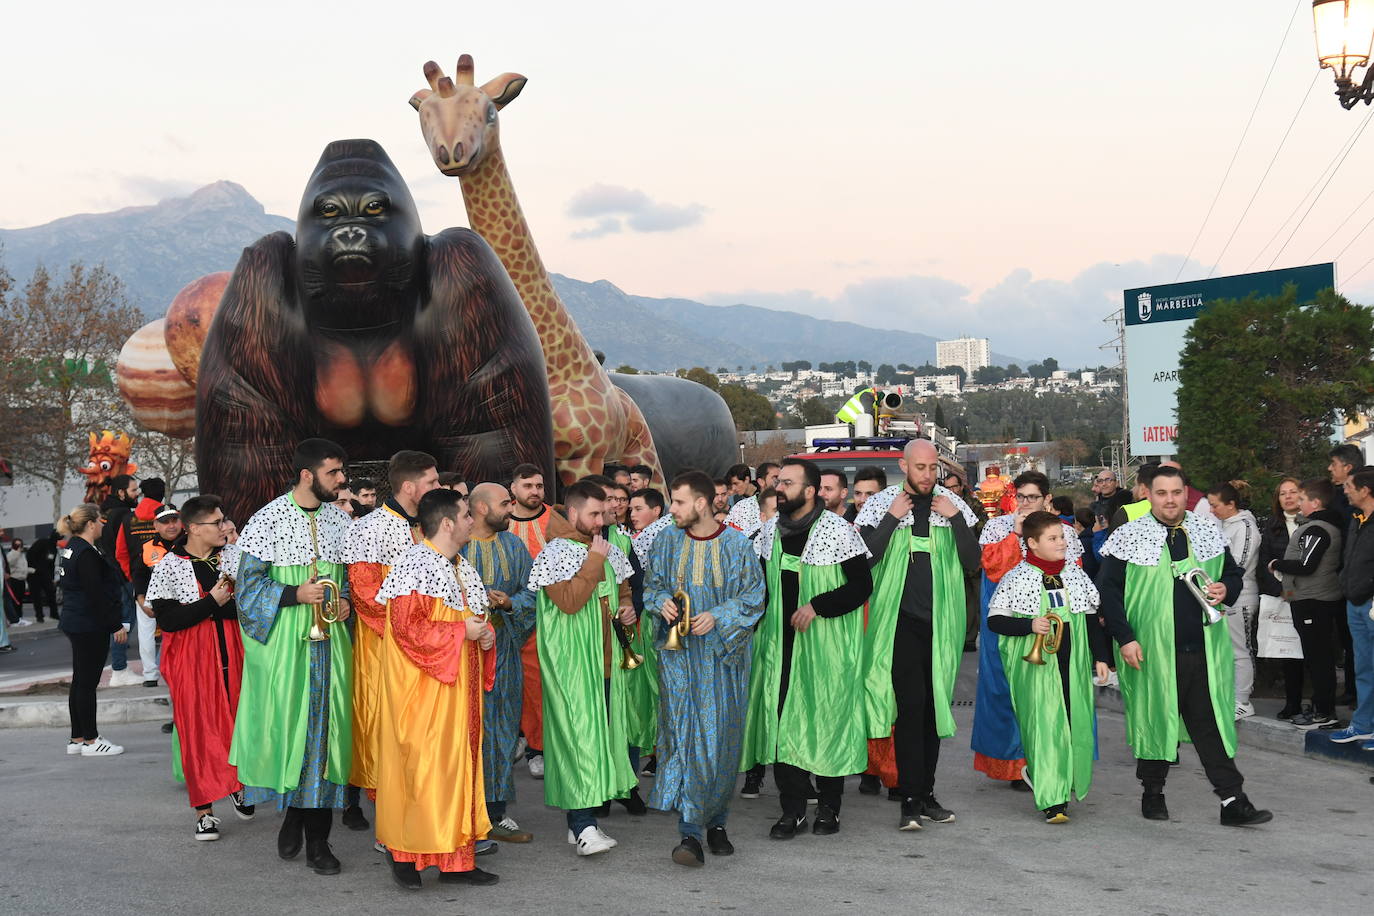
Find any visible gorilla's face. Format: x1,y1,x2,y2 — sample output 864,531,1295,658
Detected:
296,175,425,327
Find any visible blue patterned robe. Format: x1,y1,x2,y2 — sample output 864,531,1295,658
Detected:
643,525,765,830
460,531,536,805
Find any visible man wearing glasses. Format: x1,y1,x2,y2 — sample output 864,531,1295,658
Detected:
146,495,252,841
1091,470,1131,523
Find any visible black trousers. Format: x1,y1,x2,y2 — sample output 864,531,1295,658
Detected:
892,615,941,801
30,578,56,621
1291,598,1340,715
775,763,843,818
1135,649,1244,799
66,630,110,740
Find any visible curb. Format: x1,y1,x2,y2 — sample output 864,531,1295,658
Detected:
0,693,171,729
1095,686,1374,772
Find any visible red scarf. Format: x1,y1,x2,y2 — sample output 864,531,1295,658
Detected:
1025,553,1065,577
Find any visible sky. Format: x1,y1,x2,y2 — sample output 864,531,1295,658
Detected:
4,0,1373,366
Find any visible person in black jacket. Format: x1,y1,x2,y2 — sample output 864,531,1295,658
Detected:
1257,478,1302,718
26,531,60,624
57,503,128,757
1331,467,1374,746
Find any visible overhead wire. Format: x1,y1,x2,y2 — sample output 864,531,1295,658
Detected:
1173,0,1304,281
1205,70,1321,278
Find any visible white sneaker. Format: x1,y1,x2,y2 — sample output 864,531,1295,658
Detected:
107,668,142,687
566,827,617,848
1235,703,1255,720
66,741,84,755
81,737,124,757
527,754,544,779
574,825,614,856
12,618,32,627
374,840,388,853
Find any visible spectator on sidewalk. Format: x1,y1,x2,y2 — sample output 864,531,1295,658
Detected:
1,535,21,627
26,531,60,624
1332,468,1374,748
131,505,184,687
1270,479,1344,731
1208,481,1261,719
108,478,165,686
57,503,128,757
0,599,11,652
1258,478,1303,719
7,538,31,624
1329,445,1362,704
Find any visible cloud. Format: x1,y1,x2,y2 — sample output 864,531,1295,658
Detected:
118,175,201,202
567,183,705,237
701,253,1207,367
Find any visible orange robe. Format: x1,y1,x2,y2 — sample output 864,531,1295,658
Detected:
507,506,572,752
375,578,494,870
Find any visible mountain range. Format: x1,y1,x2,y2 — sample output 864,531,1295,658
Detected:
0,183,1022,371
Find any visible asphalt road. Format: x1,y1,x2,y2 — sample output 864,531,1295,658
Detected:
1,699,1369,916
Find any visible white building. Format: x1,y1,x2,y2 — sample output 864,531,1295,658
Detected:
910,374,962,396
936,336,991,377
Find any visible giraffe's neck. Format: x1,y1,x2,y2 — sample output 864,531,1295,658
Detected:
459,147,597,376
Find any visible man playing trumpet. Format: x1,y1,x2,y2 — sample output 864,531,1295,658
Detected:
643,471,765,867
987,511,1110,824
1097,466,1272,827
231,439,356,874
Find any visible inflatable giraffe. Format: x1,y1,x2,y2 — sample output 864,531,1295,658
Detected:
410,55,660,487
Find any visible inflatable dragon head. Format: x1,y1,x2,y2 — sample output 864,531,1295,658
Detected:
79,430,137,504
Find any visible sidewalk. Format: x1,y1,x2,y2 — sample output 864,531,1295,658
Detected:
0,660,171,729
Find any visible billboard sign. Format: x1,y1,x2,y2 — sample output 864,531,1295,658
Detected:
1123,263,1335,456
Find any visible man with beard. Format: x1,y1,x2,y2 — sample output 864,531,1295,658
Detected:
506,463,574,779
855,439,980,832
526,481,637,856
644,471,765,866
712,480,731,522
1097,466,1271,826
819,470,850,519
230,439,356,875
741,459,872,839
375,489,499,890
461,483,537,843
339,451,439,829
146,495,252,841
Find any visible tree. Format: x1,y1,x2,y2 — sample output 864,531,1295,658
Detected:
798,397,835,426
875,363,899,386
1043,357,1060,374
973,365,1007,385
0,262,144,519
614,364,639,374
934,401,947,428
1177,287,1374,496
1006,363,1023,378
897,363,915,373
1027,361,1052,380
718,383,776,431
679,367,720,391
857,360,872,373
1052,437,1090,464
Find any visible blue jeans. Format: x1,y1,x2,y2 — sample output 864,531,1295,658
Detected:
566,808,598,836
678,812,727,842
110,583,136,670
0,610,10,648
1347,600,1374,732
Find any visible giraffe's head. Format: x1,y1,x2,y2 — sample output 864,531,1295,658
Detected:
409,54,526,177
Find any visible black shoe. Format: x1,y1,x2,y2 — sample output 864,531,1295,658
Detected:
615,787,647,816
858,774,880,795
898,799,923,831
160,721,174,734
706,825,734,855
741,773,763,799
341,804,369,831
920,796,955,823
231,791,255,821
769,814,806,839
640,756,657,777
438,867,499,886
305,838,341,875
812,805,840,835
143,679,159,687
963,641,978,653
887,787,902,801
277,807,305,860
1276,705,1299,720
1009,779,1032,793
390,856,421,890
194,812,221,841
672,835,705,867
1044,803,1069,824
1141,792,1169,821
1220,794,1273,827
0,645,14,653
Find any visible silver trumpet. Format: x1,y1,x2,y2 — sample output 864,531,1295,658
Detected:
1177,567,1226,626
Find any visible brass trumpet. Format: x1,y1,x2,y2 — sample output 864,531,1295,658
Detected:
305,576,342,642
1178,567,1226,626
663,590,691,651
1022,612,1064,665
610,615,643,670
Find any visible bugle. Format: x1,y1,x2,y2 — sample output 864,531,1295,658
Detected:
663,590,691,651
1022,612,1064,665
1177,567,1226,626
305,576,342,642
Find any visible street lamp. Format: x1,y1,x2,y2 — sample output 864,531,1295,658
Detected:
1314,0,1374,107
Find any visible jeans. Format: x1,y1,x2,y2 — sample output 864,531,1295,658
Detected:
110,583,136,670
566,808,598,837
678,810,727,842
1346,600,1374,733
0,610,10,648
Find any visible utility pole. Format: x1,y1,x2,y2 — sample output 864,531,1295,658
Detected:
1100,307,1134,483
